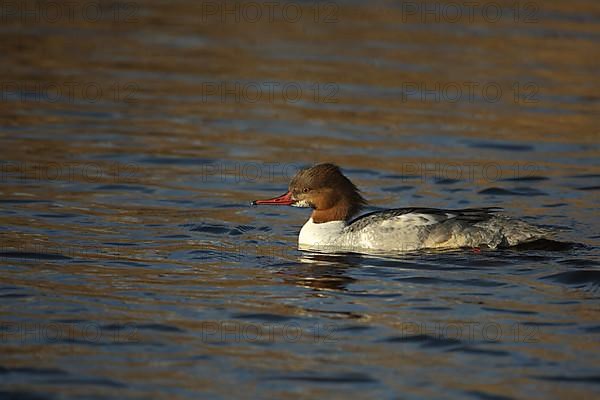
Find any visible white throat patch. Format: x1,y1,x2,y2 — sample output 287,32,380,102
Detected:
292,199,311,208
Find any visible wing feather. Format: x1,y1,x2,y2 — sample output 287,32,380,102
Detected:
347,207,502,232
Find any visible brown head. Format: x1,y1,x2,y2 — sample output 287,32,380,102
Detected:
252,163,367,223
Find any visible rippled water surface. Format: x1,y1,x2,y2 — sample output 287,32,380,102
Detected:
1,0,599,399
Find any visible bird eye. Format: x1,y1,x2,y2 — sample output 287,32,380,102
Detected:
302,188,310,193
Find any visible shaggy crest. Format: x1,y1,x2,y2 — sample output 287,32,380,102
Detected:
289,163,367,221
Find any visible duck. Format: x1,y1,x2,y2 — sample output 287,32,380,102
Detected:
252,163,552,253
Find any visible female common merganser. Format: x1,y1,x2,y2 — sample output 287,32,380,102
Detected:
252,163,552,253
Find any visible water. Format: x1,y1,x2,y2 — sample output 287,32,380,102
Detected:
1,0,599,399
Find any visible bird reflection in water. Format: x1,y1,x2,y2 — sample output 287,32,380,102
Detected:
276,251,363,292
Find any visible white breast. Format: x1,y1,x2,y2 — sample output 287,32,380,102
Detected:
298,218,346,249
